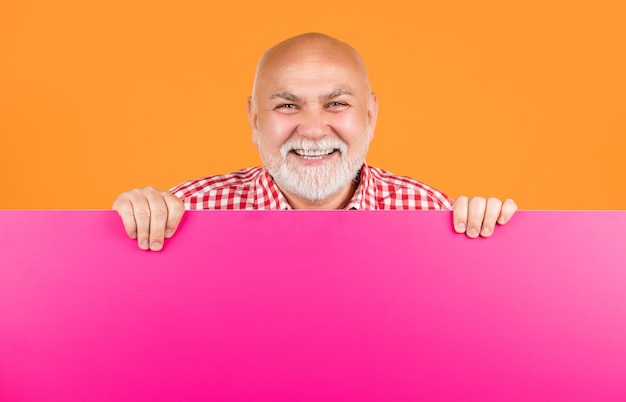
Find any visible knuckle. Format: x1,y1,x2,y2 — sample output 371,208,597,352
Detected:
150,230,165,239
468,196,486,209
113,200,130,213
506,198,518,208
172,202,185,215
453,204,467,216
113,193,133,209
120,210,136,220
129,187,156,197
166,194,185,212
454,195,469,204
487,196,501,204
152,208,168,220
165,191,179,200
135,209,151,221
112,195,125,207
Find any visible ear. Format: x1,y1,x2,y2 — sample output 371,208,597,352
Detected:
246,96,259,146
366,92,379,142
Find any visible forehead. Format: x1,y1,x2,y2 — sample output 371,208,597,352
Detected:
255,44,369,98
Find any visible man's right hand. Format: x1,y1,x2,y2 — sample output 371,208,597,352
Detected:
112,187,185,251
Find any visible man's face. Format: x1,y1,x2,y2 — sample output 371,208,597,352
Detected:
247,42,378,202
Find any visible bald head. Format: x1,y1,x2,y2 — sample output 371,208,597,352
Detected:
251,33,371,104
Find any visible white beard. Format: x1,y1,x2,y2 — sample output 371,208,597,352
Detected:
259,137,367,202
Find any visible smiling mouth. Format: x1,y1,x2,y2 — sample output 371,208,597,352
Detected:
292,149,338,159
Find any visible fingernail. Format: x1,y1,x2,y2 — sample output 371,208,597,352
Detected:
140,240,149,250
468,228,479,238
131,232,137,239
498,216,507,224
481,227,491,237
165,229,172,238
456,223,466,232
151,242,162,251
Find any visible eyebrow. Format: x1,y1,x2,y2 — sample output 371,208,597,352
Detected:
323,88,354,100
270,91,302,102
269,88,354,102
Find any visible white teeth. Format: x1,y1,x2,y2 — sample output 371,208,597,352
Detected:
294,149,334,157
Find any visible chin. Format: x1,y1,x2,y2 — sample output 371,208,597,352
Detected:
275,162,360,202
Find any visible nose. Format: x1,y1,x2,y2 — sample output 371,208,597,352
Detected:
296,107,327,140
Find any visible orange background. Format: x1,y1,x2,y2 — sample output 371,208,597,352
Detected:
1,1,624,209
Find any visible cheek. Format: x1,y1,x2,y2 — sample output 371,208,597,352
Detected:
329,111,370,144
258,113,296,147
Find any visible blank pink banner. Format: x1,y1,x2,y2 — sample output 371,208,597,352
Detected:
1,210,625,401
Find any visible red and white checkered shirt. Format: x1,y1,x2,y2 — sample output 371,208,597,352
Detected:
171,164,452,210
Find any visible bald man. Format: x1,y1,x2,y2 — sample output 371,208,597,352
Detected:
113,33,517,251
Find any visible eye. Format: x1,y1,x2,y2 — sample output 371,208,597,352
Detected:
326,101,350,111
275,103,299,110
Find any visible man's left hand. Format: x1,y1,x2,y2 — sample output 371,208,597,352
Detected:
453,196,517,238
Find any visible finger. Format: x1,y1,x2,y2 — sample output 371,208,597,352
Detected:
480,197,503,237
452,196,469,233
128,191,152,251
163,192,184,238
112,196,138,239
498,198,518,225
145,189,169,252
466,197,487,238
